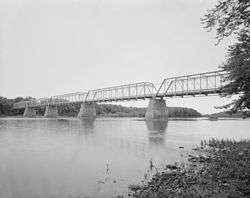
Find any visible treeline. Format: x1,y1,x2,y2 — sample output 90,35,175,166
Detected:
206,110,250,118
168,107,202,118
0,96,202,118
0,96,25,116
60,104,202,118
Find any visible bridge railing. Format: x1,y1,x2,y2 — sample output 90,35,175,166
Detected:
156,70,227,97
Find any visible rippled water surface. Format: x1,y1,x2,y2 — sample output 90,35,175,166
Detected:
0,117,250,198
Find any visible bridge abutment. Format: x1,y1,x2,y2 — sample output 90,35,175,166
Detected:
23,107,36,117
78,102,96,119
44,105,58,118
145,98,168,120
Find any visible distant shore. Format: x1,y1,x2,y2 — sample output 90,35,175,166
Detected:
125,139,250,198
0,115,248,121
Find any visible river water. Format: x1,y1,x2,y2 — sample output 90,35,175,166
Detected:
0,117,249,198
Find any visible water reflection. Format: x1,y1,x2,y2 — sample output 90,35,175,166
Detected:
146,120,168,132
78,119,95,133
146,120,168,145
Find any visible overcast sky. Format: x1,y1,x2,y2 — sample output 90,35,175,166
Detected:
0,0,234,114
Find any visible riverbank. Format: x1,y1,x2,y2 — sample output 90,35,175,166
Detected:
126,139,250,198
1,114,247,120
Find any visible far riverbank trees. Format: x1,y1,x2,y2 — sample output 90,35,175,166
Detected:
0,96,201,118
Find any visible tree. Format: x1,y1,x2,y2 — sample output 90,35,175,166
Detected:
202,0,250,111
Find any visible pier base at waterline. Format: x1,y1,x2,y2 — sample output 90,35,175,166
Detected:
145,98,168,120
44,105,58,118
23,107,36,118
78,102,96,120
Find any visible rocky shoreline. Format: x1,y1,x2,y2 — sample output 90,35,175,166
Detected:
125,139,250,198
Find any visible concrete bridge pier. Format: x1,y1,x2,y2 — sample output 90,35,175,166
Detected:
23,106,36,117
78,102,96,119
44,105,58,118
145,98,168,120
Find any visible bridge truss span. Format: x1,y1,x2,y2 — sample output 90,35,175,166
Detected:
51,82,156,104
86,82,156,102
13,70,228,110
155,70,227,98
13,82,156,109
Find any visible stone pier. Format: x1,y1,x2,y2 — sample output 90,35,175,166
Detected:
23,107,36,117
78,102,96,119
44,105,58,118
145,98,168,120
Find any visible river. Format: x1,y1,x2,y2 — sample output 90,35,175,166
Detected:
0,117,249,198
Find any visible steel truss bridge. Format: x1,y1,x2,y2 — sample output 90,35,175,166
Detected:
13,70,227,109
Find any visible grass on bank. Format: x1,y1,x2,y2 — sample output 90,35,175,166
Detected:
127,139,250,198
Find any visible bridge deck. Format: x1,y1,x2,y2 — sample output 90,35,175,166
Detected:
13,70,227,109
